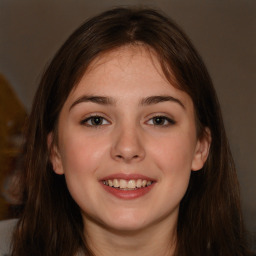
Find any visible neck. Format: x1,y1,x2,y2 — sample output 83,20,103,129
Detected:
83,217,177,256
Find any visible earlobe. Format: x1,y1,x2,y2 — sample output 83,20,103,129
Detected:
191,128,211,171
47,132,64,175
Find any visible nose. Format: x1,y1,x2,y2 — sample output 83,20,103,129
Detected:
111,125,145,163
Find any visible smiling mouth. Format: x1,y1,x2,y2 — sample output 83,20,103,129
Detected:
102,179,153,190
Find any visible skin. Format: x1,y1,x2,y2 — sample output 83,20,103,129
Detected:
49,45,210,256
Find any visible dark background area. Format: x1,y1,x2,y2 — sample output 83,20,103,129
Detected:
0,0,255,248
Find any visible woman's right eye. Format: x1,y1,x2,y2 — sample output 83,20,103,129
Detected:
80,115,110,127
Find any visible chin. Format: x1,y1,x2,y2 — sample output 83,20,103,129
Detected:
105,221,148,233
100,210,152,233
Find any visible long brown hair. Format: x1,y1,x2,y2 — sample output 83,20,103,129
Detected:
11,7,251,256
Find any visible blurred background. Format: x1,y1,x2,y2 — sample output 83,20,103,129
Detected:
0,0,255,249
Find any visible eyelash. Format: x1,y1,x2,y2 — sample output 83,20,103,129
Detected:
80,115,176,127
80,115,110,127
146,115,176,127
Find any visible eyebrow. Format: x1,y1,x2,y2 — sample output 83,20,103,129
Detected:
69,95,116,111
140,95,185,109
69,94,185,111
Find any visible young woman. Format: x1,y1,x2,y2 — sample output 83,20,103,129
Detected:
3,7,252,256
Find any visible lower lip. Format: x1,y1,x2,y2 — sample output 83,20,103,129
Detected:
101,183,155,200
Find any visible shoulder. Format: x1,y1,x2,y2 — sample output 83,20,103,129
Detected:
0,219,17,256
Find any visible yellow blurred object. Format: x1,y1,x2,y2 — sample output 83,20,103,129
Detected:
0,74,27,219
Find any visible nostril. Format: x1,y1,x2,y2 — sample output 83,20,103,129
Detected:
115,154,139,160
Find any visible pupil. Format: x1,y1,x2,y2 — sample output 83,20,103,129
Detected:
154,117,164,125
92,117,102,125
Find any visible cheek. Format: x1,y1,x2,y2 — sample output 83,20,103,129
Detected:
151,136,194,207
59,131,109,174
58,133,109,211
151,133,196,173
149,132,196,196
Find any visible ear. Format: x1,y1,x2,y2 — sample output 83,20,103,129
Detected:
47,132,64,175
191,128,211,171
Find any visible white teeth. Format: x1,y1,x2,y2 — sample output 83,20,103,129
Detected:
128,180,136,189
120,179,127,189
113,179,119,188
136,179,142,188
142,180,147,187
103,178,153,190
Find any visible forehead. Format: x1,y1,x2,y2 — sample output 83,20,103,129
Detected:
70,45,178,95
87,45,161,73
63,45,193,112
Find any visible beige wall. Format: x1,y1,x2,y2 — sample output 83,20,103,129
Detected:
0,0,255,238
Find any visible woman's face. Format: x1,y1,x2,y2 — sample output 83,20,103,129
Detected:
50,46,210,234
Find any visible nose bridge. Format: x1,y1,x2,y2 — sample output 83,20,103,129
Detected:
111,120,145,162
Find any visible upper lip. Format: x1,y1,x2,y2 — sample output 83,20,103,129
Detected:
100,173,156,181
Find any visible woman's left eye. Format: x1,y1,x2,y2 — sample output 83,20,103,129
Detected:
80,116,110,127
146,116,176,126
